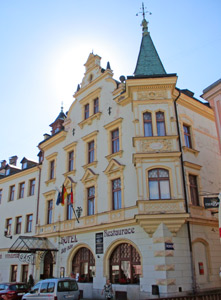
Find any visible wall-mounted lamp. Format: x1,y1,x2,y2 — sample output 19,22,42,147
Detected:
97,255,100,259
4,228,12,239
72,206,83,223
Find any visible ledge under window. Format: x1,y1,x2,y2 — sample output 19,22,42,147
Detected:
82,161,98,170
45,178,56,186
105,150,123,161
63,170,76,177
182,146,199,156
78,112,102,129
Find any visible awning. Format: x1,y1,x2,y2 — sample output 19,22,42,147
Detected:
8,236,58,253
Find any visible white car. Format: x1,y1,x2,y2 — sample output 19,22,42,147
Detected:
22,278,80,300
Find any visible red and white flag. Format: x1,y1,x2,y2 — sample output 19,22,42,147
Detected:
218,193,221,239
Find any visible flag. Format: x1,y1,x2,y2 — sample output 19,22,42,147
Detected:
61,184,67,206
56,191,62,206
70,186,74,205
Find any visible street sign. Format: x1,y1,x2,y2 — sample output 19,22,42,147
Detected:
204,197,219,209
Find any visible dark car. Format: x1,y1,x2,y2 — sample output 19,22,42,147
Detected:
0,283,30,300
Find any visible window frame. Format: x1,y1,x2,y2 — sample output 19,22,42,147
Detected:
143,112,153,137
156,111,166,136
67,194,73,220
104,118,123,160
29,179,35,196
26,214,33,233
112,178,121,210
82,131,98,168
11,265,17,282
88,141,95,164
21,265,29,283
47,200,53,224
50,160,55,180
9,185,15,201
111,128,119,154
68,150,74,172
148,168,171,200
15,216,22,234
93,98,99,114
84,103,89,119
87,186,95,216
189,174,199,206
6,218,12,236
19,182,25,199
0,189,2,204
183,124,192,148
72,247,95,283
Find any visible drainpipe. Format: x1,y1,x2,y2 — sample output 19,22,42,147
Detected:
36,165,42,231
174,90,197,294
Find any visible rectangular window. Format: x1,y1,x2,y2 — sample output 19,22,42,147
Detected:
88,141,94,164
11,265,17,282
21,265,29,283
50,160,55,179
0,189,2,204
112,178,121,210
84,103,89,119
111,129,119,153
143,112,153,137
67,194,73,220
9,185,15,201
29,179,35,196
19,182,25,199
16,216,22,234
47,200,53,224
183,125,192,148
26,214,33,233
6,218,12,236
156,112,166,136
87,186,95,215
189,174,199,206
68,151,74,172
94,98,99,114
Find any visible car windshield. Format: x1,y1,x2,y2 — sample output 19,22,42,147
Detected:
57,281,78,292
9,284,29,291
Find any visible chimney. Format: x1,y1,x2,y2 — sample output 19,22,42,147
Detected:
0,160,6,169
9,156,18,166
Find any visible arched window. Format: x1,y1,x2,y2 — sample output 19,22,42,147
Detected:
72,247,95,283
148,169,171,200
143,112,152,137
156,111,166,136
110,243,141,284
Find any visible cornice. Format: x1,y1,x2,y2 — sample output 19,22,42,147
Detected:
0,166,39,184
39,131,67,151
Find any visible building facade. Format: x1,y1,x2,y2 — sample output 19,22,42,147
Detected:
0,15,221,300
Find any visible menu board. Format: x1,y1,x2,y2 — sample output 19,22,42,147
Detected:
95,232,103,254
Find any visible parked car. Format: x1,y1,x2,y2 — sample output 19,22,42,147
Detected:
22,278,80,300
0,283,30,300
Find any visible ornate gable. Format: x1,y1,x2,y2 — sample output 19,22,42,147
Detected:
104,159,125,176
81,53,102,88
81,168,99,184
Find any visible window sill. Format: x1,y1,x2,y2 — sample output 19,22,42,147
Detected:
45,178,56,186
182,146,199,156
63,170,76,177
78,112,102,129
82,161,98,170
105,150,123,161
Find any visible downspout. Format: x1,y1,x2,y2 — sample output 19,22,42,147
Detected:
174,90,197,293
36,164,42,231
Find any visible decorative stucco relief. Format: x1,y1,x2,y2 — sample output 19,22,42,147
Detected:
140,139,173,152
137,90,167,100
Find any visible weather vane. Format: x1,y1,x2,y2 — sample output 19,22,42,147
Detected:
136,2,152,20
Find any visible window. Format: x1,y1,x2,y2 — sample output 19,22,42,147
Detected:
21,265,28,282
19,182,25,199
29,179,35,196
111,129,119,154
50,160,55,179
84,103,89,119
11,265,17,282
148,169,171,200
47,200,53,224
183,124,192,148
189,175,199,206
156,111,166,136
16,216,22,234
6,169,10,176
94,98,99,114
68,151,74,172
6,218,12,236
0,189,2,204
110,243,141,284
26,214,33,232
22,162,27,169
9,185,15,201
88,141,94,164
112,178,121,210
72,247,95,282
143,112,153,137
67,194,73,220
87,186,95,216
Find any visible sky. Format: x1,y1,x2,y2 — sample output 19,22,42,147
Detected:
1,0,221,164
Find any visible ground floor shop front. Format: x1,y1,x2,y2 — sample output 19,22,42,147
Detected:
1,223,221,299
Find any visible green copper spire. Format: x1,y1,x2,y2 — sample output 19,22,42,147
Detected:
134,3,166,76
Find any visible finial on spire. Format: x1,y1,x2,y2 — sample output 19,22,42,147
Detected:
136,2,152,34
61,101,63,113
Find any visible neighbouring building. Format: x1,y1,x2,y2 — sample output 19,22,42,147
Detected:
0,12,221,300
